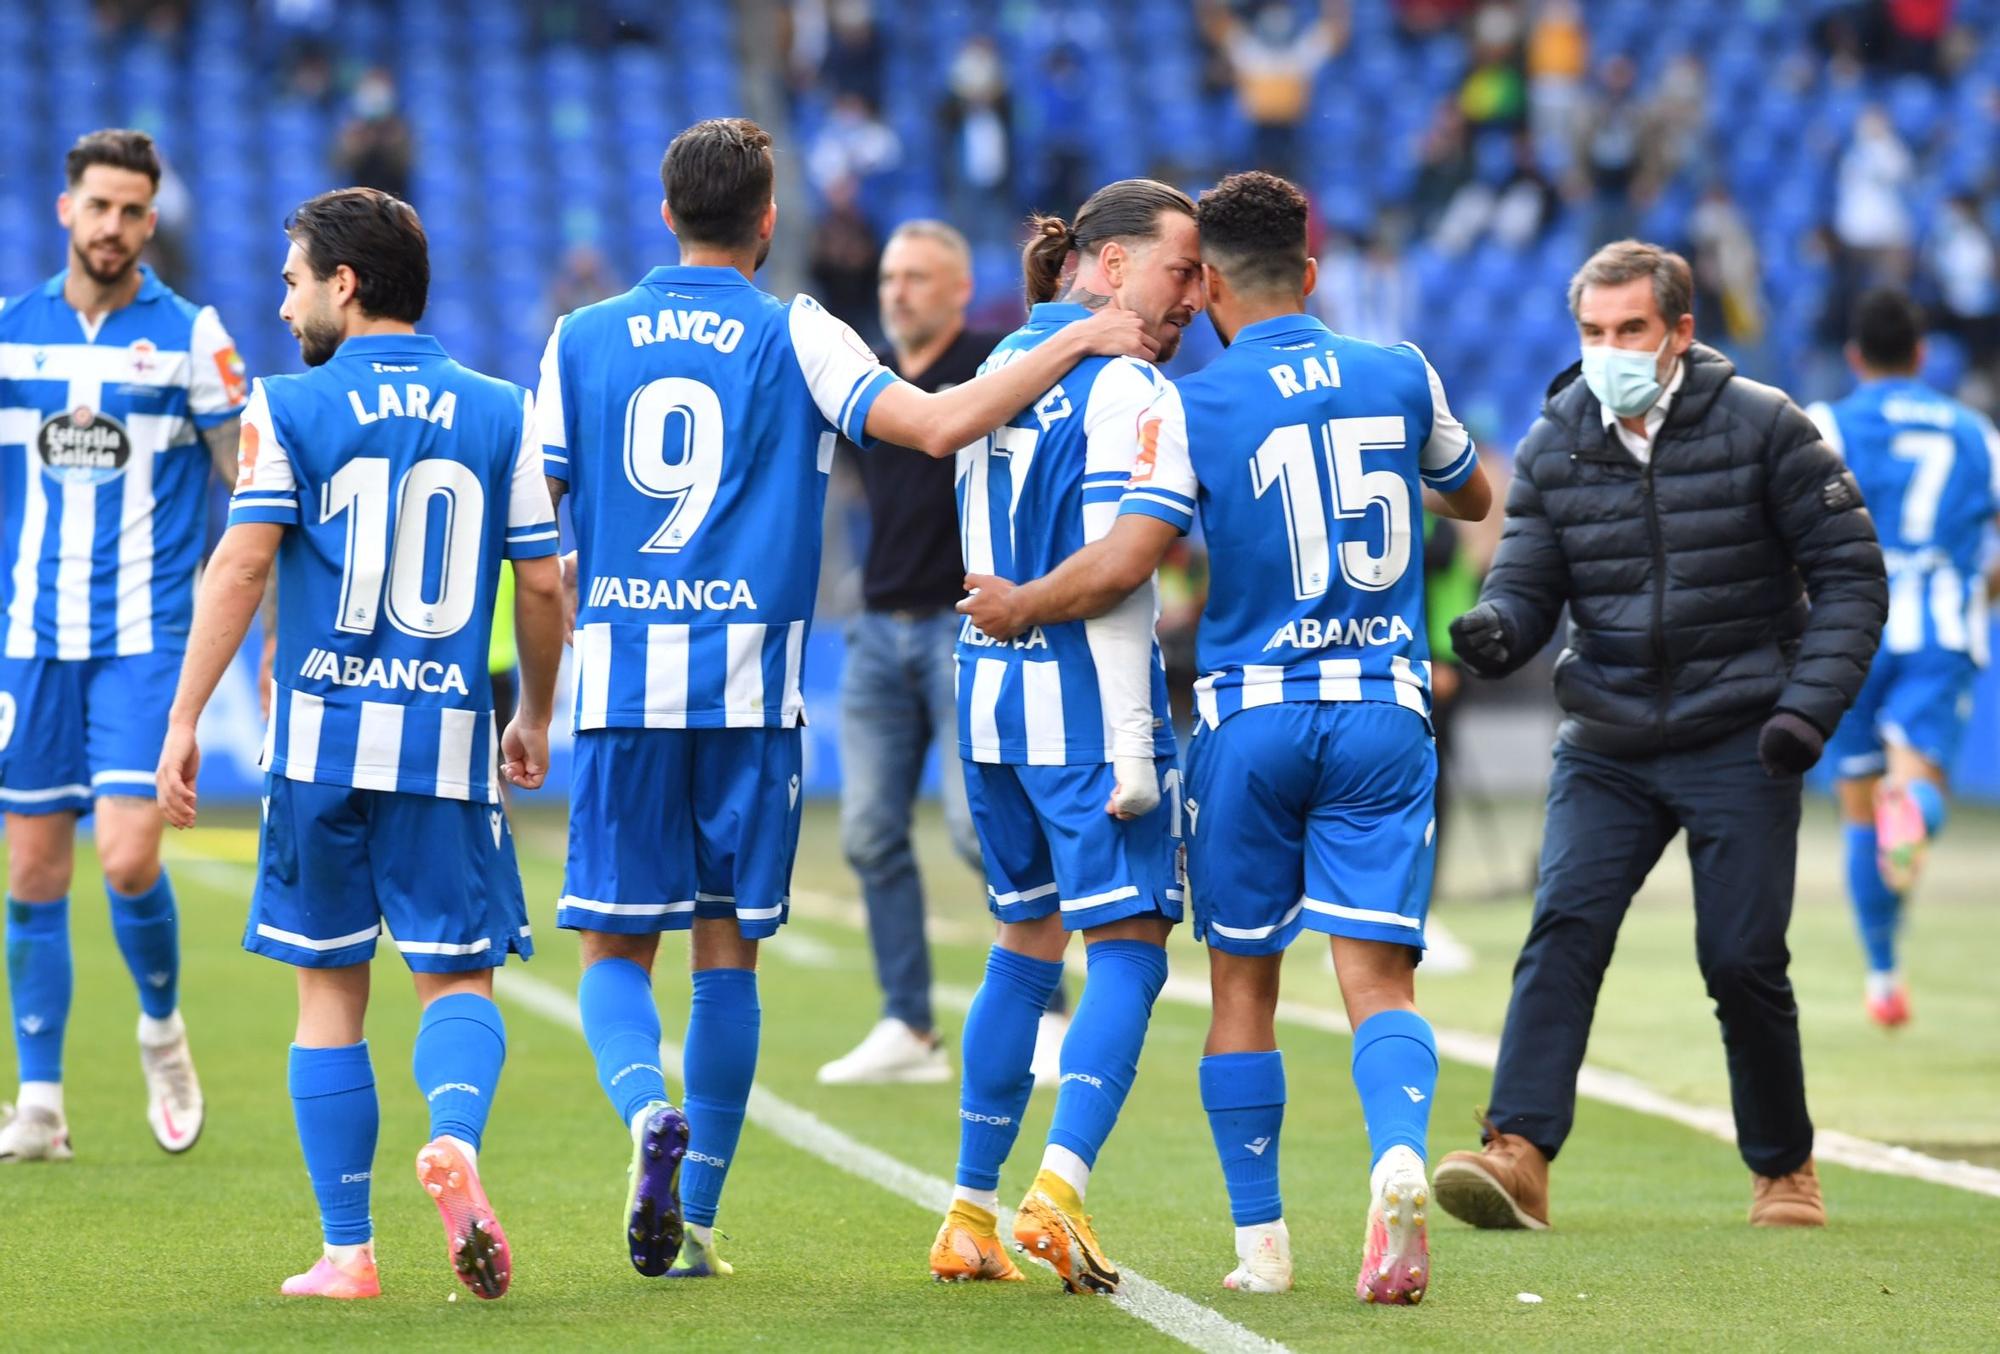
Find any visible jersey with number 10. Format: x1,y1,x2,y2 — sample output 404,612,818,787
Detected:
537,266,896,730
1808,379,1999,661
1133,314,1476,729
227,334,557,802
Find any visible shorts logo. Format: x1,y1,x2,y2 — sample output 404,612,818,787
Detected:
1184,795,1199,836
0,691,15,752
788,774,800,810
37,405,132,485
490,810,504,847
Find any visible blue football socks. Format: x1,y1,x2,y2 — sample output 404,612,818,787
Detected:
1045,939,1169,1173
107,872,179,1020
681,967,760,1229
579,957,670,1127
955,946,1062,1192
1844,822,1901,974
289,1041,379,1245
1350,1009,1437,1167
1199,1050,1286,1226
6,898,71,1086
413,992,507,1151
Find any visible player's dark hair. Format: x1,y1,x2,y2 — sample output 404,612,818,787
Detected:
1852,287,1925,371
1196,171,1311,296
1022,178,1197,304
65,128,161,189
661,118,776,250
285,187,429,323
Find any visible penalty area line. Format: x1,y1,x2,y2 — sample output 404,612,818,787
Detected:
492,967,1290,1354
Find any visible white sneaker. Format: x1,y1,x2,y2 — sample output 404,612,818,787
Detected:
816,1018,951,1085
0,1103,73,1162
1030,1012,1069,1089
1223,1219,1293,1293
140,1012,205,1153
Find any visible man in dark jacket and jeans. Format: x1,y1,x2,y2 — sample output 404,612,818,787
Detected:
1433,241,1887,1230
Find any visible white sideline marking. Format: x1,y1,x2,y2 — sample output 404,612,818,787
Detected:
796,885,2000,1200
492,968,1288,1354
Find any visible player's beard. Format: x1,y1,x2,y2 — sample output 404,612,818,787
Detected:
71,236,138,287
295,310,345,367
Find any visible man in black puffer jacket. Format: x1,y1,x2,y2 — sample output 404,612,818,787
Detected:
1432,242,1887,1233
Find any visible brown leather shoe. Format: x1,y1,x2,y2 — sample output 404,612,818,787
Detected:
1433,1114,1551,1230
1750,1157,1826,1227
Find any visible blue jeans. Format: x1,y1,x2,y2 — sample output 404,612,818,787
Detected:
839,610,980,1033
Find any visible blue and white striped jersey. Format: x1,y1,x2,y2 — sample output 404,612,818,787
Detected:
0,266,246,659
955,302,1180,765
1134,315,1476,730
1808,379,2000,663
536,266,896,730
227,334,557,802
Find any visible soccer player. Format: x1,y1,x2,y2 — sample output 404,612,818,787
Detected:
534,118,1151,1281
1807,289,2000,1027
156,189,565,1301
0,129,245,1163
958,172,1492,1303
928,178,1203,1296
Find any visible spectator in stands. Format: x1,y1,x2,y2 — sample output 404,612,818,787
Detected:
1411,103,1475,239
1526,0,1588,164
940,36,1013,246
1435,240,1885,1233
544,243,617,333
1020,42,1093,220
789,0,884,105
817,221,1068,1086
1458,1,1528,133
1689,181,1766,351
1434,128,1559,255
808,176,883,345
332,67,413,203
1206,0,1346,178
1834,106,1916,279
1926,193,1999,376
1571,55,1652,246
808,92,903,198
1315,218,1417,348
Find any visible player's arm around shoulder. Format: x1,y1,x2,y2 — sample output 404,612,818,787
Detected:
862,307,1158,456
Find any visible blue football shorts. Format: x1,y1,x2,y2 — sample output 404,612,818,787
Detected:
1826,646,1980,779
558,727,803,940
245,774,532,973
963,755,1185,932
0,650,182,815
1185,701,1436,956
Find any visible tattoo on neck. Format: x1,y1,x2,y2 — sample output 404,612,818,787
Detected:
1064,286,1112,311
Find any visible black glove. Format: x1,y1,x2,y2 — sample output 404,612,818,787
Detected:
1448,602,1514,676
1757,710,1825,777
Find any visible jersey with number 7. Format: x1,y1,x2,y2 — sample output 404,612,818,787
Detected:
535,265,896,731
1135,315,1477,729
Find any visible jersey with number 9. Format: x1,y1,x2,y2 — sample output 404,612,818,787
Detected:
228,334,559,802
1132,314,1477,730
536,265,895,731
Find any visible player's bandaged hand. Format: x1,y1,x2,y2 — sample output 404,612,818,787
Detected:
1447,601,1514,676
1107,754,1161,819
958,573,1025,640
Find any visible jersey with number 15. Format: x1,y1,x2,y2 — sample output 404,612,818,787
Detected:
228,334,559,803
536,265,896,731
1132,314,1477,730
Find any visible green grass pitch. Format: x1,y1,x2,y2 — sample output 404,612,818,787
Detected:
2,797,1996,1351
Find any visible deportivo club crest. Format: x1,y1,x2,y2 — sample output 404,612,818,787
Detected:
36,404,133,485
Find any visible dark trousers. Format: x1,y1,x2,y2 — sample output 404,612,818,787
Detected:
1487,725,1814,1178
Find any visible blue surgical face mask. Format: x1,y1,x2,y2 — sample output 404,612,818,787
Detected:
1581,333,1671,417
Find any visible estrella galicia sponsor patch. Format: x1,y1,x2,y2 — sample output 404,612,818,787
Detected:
37,405,132,485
